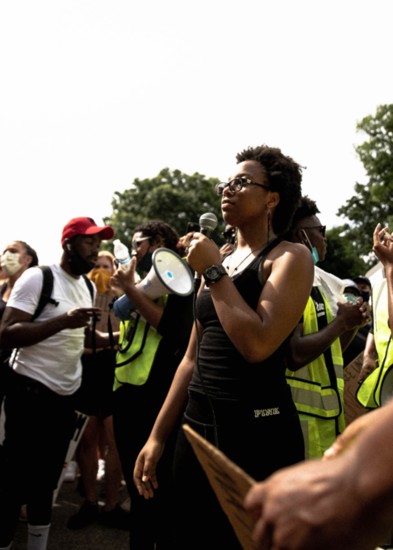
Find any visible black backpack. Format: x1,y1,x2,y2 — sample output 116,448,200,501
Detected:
33,266,94,320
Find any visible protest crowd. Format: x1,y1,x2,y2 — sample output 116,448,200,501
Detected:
0,143,392,550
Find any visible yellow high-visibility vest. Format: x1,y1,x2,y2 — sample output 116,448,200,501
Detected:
357,279,393,408
286,287,345,458
114,296,167,389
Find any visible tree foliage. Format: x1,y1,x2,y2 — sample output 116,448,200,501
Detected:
104,106,393,277
103,167,223,246
321,226,368,279
337,104,393,270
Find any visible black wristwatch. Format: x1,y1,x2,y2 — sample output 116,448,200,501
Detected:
203,264,227,287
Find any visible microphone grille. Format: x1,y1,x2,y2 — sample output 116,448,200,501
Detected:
199,212,218,232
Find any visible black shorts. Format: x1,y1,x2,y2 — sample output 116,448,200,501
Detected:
74,349,116,418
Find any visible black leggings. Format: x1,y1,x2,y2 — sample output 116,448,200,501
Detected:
112,383,178,550
0,371,76,545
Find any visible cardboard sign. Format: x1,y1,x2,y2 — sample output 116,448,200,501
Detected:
183,424,258,550
344,351,369,425
183,424,387,550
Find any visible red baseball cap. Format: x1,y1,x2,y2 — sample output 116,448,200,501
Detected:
61,217,114,246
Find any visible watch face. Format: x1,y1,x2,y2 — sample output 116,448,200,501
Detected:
204,264,226,285
210,266,220,279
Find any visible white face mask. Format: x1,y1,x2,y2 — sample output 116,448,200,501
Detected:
1,251,23,276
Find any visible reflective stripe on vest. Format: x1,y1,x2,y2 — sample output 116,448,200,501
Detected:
357,279,393,408
114,296,166,388
286,291,344,423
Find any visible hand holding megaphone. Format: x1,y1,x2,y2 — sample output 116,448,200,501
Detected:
113,248,194,321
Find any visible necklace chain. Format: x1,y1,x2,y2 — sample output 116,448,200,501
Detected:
224,238,275,274
225,243,266,273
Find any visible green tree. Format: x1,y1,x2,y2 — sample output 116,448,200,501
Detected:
321,226,368,279
103,167,223,247
337,104,393,269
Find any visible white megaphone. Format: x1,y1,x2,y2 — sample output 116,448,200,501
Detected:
113,247,194,320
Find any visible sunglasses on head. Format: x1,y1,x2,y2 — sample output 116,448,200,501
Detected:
132,236,151,249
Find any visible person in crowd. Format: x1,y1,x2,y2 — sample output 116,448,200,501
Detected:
133,145,314,549
219,223,237,257
67,250,129,530
284,196,369,458
342,275,373,366
0,240,39,414
357,225,393,406
244,222,393,550
354,274,378,388
111,220,194,549
353,275,372,304
0,217,117,550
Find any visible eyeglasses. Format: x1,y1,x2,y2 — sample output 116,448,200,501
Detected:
215,177,270,196
300,225,326,237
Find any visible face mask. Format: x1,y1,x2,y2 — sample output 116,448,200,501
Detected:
67,248,94,276
311,247,319,265
137,251,153,277
1,251,22,276
89,268,112,294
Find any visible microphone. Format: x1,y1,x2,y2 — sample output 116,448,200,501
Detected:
194,213,218,288
199,212,218,238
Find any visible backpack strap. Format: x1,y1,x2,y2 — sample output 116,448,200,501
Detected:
9,266,60,366
33,266,59,320
82,274,94,304
33,269,94,321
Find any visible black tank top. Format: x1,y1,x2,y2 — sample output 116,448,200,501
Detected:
190,238,291,402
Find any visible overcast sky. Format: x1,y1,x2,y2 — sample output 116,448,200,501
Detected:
1,0,392,264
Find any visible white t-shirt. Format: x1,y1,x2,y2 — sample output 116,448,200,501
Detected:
7,264,95,395
314,266,346,316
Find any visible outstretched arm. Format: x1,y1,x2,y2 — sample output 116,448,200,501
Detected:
373,223,393,336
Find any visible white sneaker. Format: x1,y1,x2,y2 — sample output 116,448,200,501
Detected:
97,458,106,481
64,460,78,482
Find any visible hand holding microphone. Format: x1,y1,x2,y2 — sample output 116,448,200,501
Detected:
188,213,219,286
199,212,218,238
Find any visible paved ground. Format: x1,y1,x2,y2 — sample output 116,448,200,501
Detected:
10,472,393,550
12,475,130,550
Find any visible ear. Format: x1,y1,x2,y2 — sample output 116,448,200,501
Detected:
152,236,164,249
64,240,72,252
267,191,280,209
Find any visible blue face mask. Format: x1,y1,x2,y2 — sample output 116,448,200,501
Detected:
311,247,319,265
